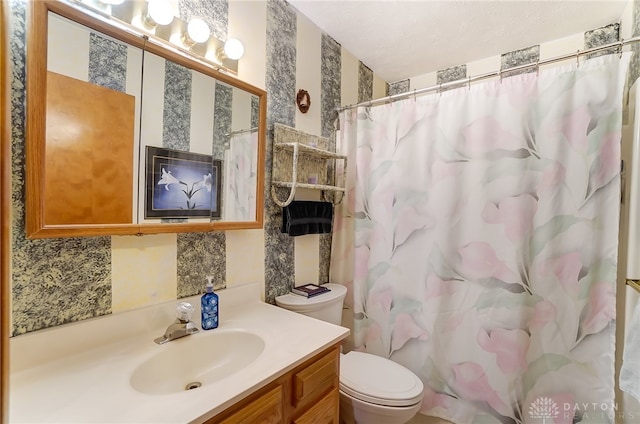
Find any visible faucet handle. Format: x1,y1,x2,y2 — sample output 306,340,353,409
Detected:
176,302,194,322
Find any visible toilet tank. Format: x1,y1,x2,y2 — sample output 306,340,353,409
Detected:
275,283,347,326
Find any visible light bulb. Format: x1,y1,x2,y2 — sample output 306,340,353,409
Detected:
146,0,174,26
223,38,244,60
186,18,210,44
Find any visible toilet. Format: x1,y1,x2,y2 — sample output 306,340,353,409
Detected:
275,284,424,424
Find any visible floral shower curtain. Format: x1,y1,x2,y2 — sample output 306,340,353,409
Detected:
223,130,258,220
331,55,629,423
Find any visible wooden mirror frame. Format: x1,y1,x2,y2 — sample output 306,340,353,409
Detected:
26,0,266,239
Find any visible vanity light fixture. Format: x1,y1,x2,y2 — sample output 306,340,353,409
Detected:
77,0,243,74
90,0,125,14
143,0,174,28
182,17,211,47
219,38,245,61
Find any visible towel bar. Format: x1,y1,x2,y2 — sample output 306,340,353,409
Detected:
627,279,640,293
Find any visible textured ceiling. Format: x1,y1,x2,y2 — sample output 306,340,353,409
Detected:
287,0,630,83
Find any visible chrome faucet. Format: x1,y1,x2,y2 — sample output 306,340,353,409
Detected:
154,302,200,345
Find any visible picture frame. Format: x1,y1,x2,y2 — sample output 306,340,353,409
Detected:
145,146,222,219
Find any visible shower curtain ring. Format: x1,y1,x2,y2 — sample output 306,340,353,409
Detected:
576,50,580,68
536,60,540,76
413,89,417,101
467,76,471,90
439,83,443,95
498,69,502,83
620,38,624,58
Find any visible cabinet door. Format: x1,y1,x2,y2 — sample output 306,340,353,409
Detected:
218,385,283,424
292,388,339,424
293,349,338,407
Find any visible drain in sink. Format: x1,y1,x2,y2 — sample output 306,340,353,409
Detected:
185,382,202,390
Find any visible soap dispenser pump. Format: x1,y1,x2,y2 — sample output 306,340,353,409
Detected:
201,276,219,330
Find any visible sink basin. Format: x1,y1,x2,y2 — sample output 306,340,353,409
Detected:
130,330,265,395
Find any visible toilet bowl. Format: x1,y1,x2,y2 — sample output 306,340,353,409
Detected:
339,350,423,424
275,284,424,424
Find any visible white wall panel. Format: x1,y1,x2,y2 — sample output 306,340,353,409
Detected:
111,234,178,313
228,0,267,89
341,49,359,107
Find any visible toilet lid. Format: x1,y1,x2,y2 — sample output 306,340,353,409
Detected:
340,351,424,407
275,284,347,311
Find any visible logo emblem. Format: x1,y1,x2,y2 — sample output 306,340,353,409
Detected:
529,397,560,423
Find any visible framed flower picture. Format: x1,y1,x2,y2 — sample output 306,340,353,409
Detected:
145,146,222,219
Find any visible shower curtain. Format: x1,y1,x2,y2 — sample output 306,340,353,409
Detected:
223,130,258,220
331,55,629,424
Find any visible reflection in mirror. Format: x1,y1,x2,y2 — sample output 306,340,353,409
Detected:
26,1,266,238
223,90,259,221
46,12,142,226
138,52,258,224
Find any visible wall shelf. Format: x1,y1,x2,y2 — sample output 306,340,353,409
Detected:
272,181,346,192
271,124,346,207
273,142,346,160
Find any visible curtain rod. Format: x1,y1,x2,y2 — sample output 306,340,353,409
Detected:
224,127,258,137
627,279,640,293
336,36,640,113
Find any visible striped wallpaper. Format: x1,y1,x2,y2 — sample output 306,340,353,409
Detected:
8,0,634,335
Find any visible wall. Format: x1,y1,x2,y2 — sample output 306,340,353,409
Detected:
8,0,387,336
391,23,628,94
387,0,639,111
10,0,637,337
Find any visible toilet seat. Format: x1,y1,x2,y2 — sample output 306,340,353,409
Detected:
339,351,424,407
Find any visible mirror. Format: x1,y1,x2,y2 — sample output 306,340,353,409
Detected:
26,0,266,238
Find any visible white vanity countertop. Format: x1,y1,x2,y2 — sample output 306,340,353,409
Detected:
9,282,349,423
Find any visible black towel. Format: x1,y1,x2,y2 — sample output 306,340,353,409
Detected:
281,201,333,236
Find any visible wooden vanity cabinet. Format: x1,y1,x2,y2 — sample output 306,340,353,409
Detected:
217,385,284,424
292,388,339,424
206,344,340,424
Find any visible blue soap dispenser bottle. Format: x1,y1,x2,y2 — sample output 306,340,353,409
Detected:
201,276,219,330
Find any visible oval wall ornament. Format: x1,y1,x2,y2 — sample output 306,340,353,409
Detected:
296,89,311,113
